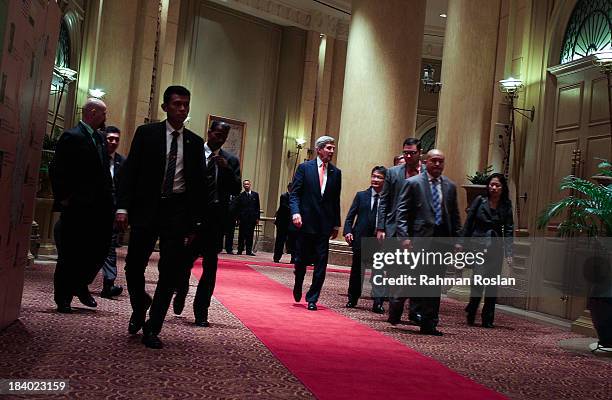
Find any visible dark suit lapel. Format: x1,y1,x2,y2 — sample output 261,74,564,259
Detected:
310,161,321,198
78,122,101,163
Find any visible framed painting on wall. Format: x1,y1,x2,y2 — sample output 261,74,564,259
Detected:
206,114,246,164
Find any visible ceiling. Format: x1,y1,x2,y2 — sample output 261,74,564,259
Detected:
305,0,448,29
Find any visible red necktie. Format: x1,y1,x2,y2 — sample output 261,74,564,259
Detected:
319,162,326,190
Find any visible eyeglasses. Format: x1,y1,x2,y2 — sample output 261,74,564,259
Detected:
403,150,419,155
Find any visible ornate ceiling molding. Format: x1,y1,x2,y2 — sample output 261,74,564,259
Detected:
207,0,350,40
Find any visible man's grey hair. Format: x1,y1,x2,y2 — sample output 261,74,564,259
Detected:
315,135,335,149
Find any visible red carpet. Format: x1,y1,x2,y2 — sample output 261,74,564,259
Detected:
193,259,507,400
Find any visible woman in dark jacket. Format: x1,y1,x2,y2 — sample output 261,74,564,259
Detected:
463,173,513,328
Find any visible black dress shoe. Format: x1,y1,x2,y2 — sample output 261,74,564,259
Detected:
101,285,123,299
482,322,495,328
56,304,72,313
142,332,163,349
128,294,153,334
173,295,185,316
273,258,280,263
195,319,210,327
307,302,317,311
466,313,476,326
293,282,302,302
226,249,234,254
408,312,422,325
237,251,243,255
128,313,144,335
246,252,256,256
76,291,97,308
194,309,209,327
420,327,444,336
345,300,356,308
372,304,385,314
387,317,400,326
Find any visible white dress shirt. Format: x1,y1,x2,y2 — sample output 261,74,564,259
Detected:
165,121,185,193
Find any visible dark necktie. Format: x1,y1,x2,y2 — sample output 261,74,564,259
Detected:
431,178,442,225
162,131,179,196
369,193,379,234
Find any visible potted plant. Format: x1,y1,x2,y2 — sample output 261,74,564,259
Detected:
462,165,493,209
536,162,612,353
591,159,612,186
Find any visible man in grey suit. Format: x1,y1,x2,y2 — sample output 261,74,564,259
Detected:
394,149,461,336
376,138,423,323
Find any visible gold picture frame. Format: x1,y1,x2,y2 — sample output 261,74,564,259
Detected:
206,114,246,164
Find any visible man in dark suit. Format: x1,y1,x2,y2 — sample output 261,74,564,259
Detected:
273,183,293,263
395,149,462,336
236,179,260,256
50,98,114,313
376,137,423,323
173,120,241,327
99,125,124,299
115,86,205,349
344,166,386,313
290,135,342,311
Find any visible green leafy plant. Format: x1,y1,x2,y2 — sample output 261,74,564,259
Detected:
537,162,612,237
466,165,493,185
593,159,612,177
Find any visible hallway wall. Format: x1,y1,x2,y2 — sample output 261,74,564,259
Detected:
0,0,60,330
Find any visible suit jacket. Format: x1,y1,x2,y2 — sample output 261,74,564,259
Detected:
462,195,513,255
117,121,205,229
236,190,260,223
343,188,379,249
274,192,291,228
204,147,241,212
376,164,407,237
290,159,341,235
50,122,113,213
396,173,461,238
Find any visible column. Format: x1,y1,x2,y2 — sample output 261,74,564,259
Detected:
336,0,426,223
436,0,502,214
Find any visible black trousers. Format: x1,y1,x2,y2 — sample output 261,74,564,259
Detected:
176,203,225,320
125,195,191,335
294,232,329,303
273,226,289,261
53,207,113,306
238,220,256,253
347,245,385,303
388,228,449,328
465,247,503,324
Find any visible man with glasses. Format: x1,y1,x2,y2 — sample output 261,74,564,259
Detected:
376,137,423,325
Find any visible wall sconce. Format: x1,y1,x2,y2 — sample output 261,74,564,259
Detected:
499,77,535,121
49,66,78,139
88,88,106,99
594,50,612,156
498,76,536,230
422,64,442,93
288,137,307,175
